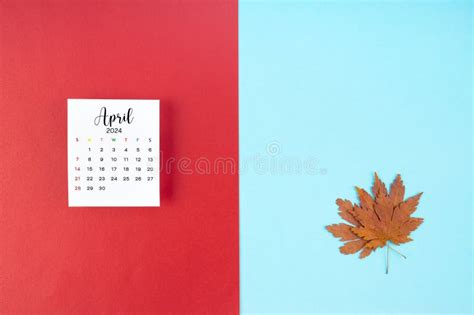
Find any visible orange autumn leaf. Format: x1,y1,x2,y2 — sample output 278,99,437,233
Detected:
326,173,423,259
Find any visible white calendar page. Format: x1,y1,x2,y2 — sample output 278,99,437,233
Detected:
68,99,160,207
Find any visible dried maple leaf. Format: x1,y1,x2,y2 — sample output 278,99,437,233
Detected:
326,173,423,260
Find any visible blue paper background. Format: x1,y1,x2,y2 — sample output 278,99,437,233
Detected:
239,1,472,314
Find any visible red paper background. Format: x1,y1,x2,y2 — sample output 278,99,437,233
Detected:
0,1,239,314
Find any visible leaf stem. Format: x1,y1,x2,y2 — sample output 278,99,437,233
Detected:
388,244,407,259
386,244,389,274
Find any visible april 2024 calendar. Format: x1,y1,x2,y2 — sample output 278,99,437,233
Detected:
68,99,160,207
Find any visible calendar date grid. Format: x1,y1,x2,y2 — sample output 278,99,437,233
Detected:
72,136,158,192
